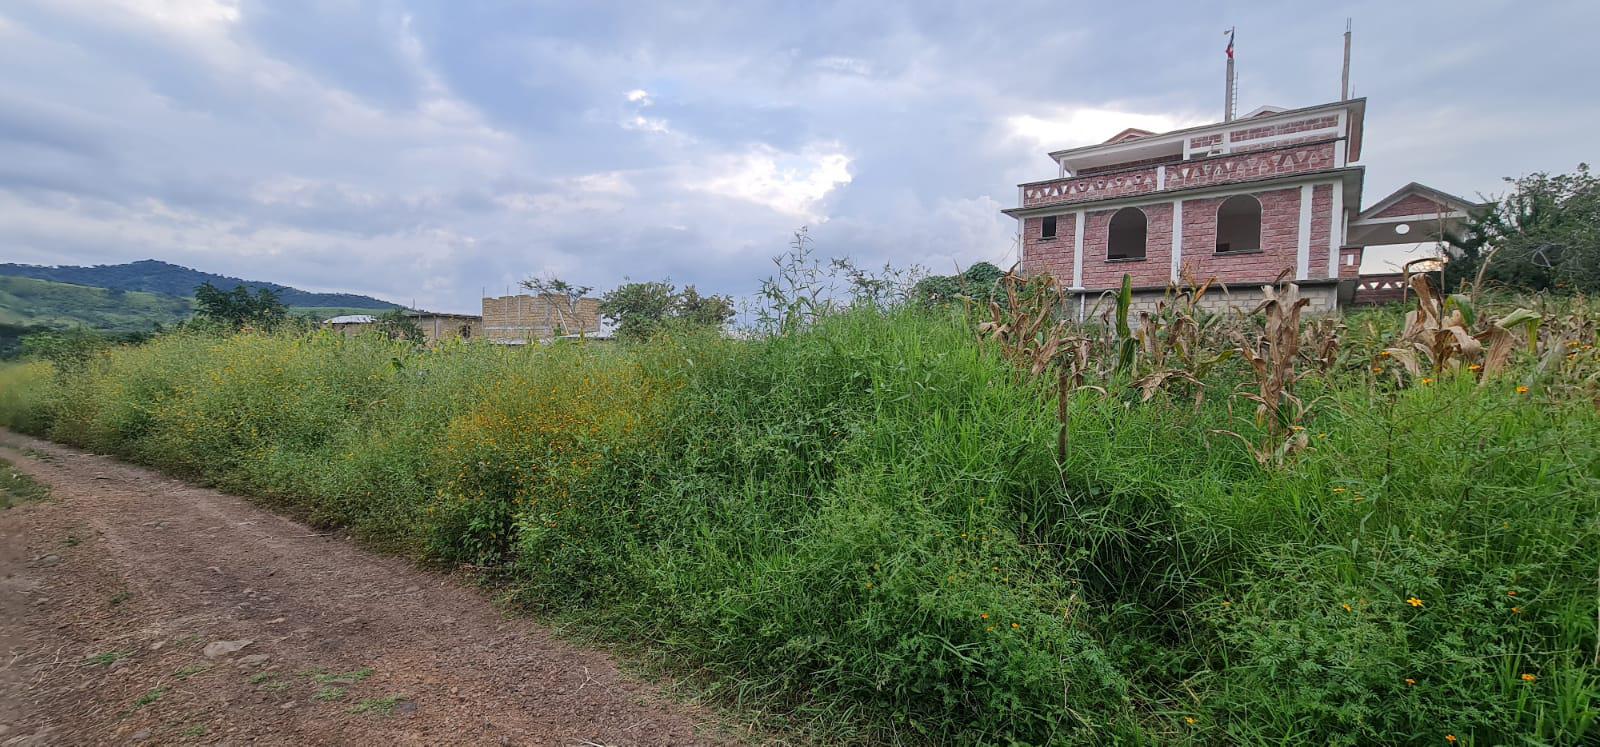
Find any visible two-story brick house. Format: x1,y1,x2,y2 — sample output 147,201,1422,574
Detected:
1003,97,1479,316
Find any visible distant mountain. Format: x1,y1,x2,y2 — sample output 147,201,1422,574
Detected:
0,259,400,310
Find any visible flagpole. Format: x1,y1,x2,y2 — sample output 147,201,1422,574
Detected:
1224,27,1236,122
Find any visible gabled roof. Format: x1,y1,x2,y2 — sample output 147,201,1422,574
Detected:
1104,127,1155,144
1358,182,1484,220
1243,105,1288,118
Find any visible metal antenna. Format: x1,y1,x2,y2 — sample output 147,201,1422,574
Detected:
1341,19,1352,101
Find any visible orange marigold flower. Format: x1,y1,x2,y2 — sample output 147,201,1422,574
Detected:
1407,597,1424,608
1379,350,1391,358
1468,363,1483,372
1516,385,1530,394
1405,678,1416,686
1521,673,1537,682
1446,735,1457,744
1421,377,1435,385
1511,607,1521,614
1342,603,1353,613
1371,366,1384,373
1011,622,1020,630
981,613,989,620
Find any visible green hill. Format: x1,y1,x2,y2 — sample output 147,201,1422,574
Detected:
0,276,192,332
0,259,400,310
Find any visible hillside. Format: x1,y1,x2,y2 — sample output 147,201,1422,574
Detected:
0,276,192,332
0,259,400,310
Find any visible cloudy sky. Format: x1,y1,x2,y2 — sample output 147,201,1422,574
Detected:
1,1,1594,312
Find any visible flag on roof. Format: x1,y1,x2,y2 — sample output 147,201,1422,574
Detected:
1225,28,1235,59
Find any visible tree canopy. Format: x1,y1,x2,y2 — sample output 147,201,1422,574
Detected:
598,281,735,341
193,282,287,330
1446,164,1600,293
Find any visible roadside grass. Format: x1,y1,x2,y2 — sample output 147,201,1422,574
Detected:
83,650,131,667
1,304,1595,745
351,695,405,716
0,455,47,509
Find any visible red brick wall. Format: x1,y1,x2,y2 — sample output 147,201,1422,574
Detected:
1339,247,1363,279
1165,142,1337,191
1080,203,1173,288
1177,187,1302,285
1022,168,1160,208
1021,213,1076,281
1311,184,1333,276
1024,183,1345,291
1371,194,1450,219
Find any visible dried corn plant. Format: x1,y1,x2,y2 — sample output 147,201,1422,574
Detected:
1384,274,1542,380
974,270,1077,378
1217,278,1315,466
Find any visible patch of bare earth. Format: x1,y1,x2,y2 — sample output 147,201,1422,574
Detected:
0,431,740,746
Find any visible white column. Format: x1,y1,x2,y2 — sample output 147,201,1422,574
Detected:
1296,184,1314,280
1071,209,1086,288
1327,183,1343,278
1170,199,1183,283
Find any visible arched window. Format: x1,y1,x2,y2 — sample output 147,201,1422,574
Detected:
1107,207,1147,260
1215,194,1262,254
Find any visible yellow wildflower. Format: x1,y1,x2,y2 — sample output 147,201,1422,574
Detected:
1184,716,1197,725
1405,678,1416,686
1521,673,1537,682
1516,385,1530,394
1407,597,1424,608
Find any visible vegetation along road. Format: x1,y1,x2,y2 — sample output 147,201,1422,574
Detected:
0,432,735,746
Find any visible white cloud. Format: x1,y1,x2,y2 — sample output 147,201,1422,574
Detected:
690,144,853,220
1004,107,1209,150
625,88,651,104
622,114,671,133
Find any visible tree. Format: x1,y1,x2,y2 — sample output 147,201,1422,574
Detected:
375,309,425,344
598,281,736,341
193,282,287,330
519,276,594,337
911,262,1006,306
1445,164,1600,294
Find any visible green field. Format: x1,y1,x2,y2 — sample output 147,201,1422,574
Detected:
0,280,1594,745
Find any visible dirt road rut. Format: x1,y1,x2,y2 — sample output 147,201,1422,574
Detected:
0,432,737,746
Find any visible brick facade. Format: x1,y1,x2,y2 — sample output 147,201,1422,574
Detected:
1010,100,1365,312
1370,194,1451,219
482,295,601,343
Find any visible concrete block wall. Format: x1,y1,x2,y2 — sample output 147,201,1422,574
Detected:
482,295,600,343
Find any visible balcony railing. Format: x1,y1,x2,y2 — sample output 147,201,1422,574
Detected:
1020,140,1339,210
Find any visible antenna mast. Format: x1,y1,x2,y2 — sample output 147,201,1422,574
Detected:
1340,19,1352,101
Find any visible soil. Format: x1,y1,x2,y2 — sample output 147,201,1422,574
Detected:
0,431,741,746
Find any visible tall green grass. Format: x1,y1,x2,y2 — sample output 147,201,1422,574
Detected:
0,310,1594,745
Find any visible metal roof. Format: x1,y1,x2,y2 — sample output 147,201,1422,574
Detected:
324,315,376,324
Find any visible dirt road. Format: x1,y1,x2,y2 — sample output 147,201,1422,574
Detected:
0,431,739,746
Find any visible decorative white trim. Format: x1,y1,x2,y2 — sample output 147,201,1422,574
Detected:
1010,172,1353,219
1350,211,1467,226
1156,165,1166,191
1296,184,1314,280
1334,110,1349,167
1170,199,1184,283
1071,209,1085,289
1327,183,1343,278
